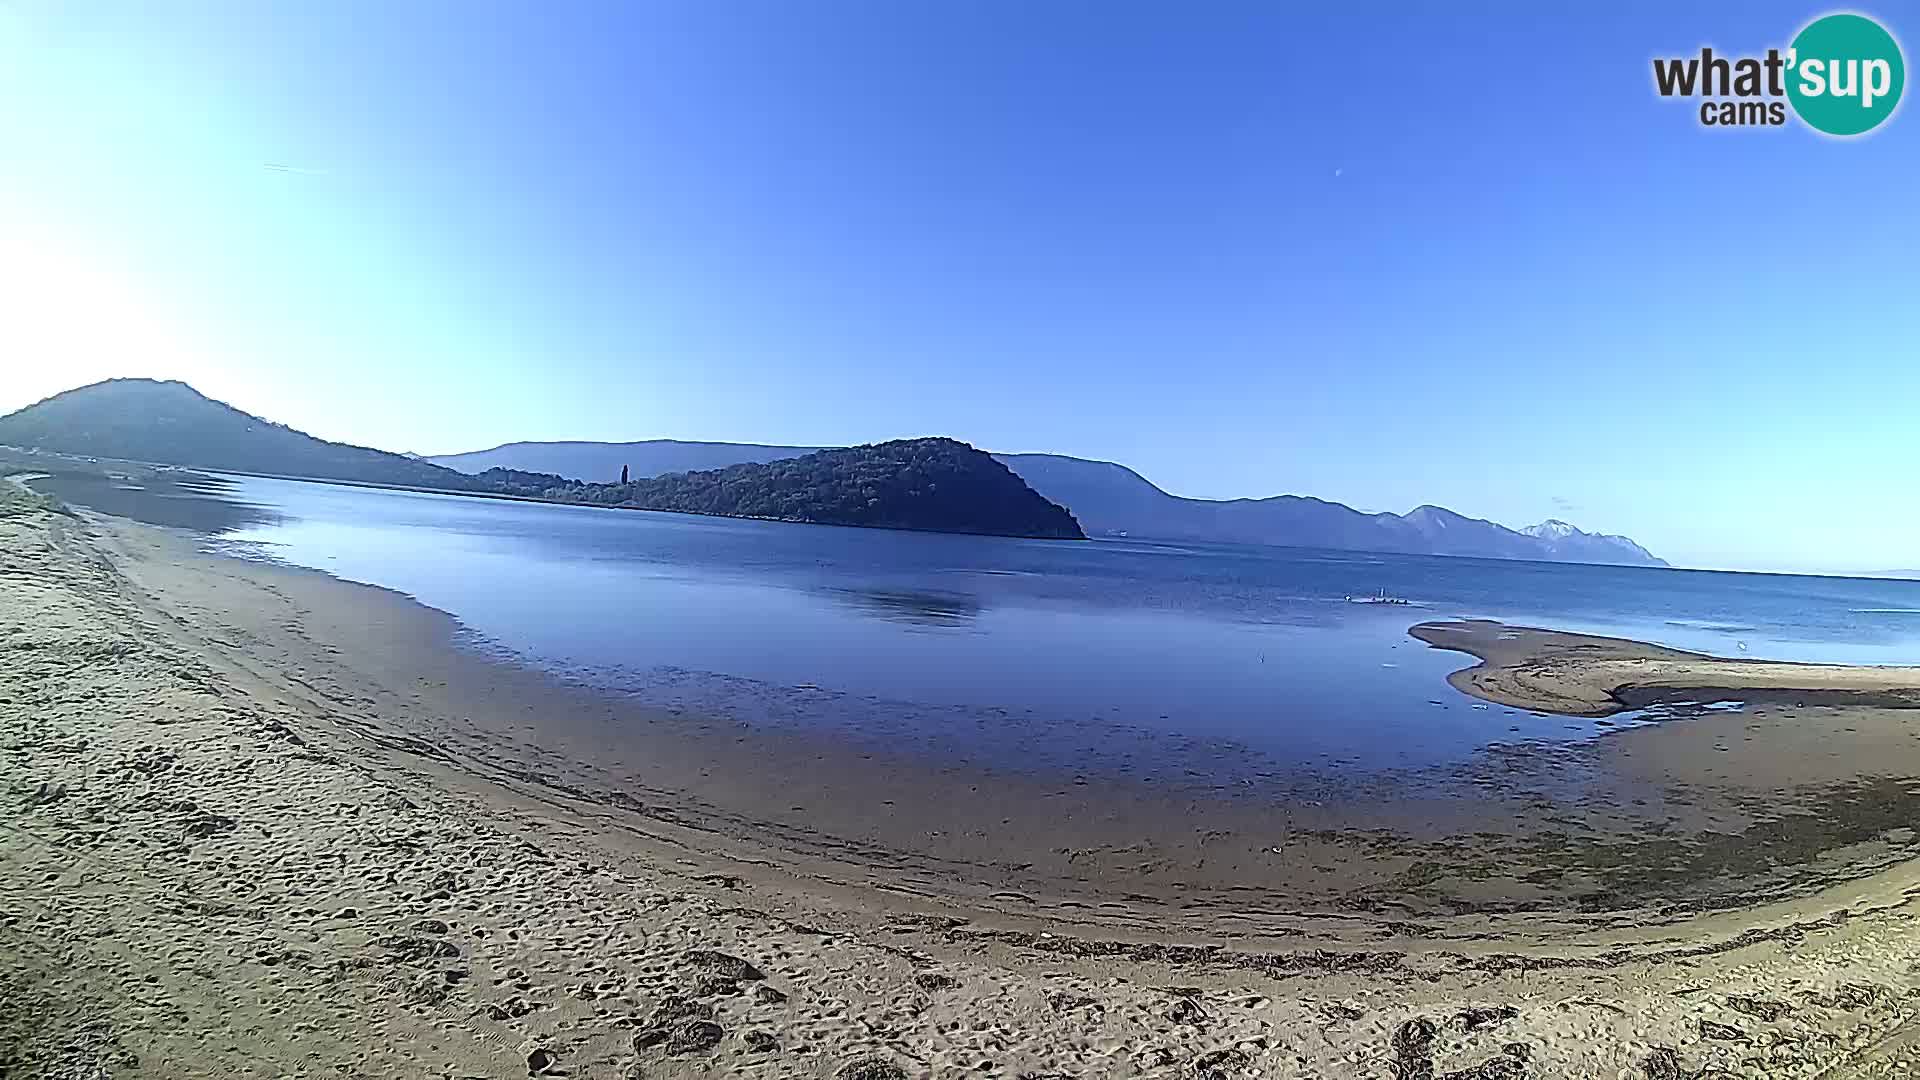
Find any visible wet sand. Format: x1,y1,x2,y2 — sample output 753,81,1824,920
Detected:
6,490,1920,1076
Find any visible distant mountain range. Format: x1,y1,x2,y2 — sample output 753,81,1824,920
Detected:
0,380,1082,540
432,440,1667,566
0,379,1660,562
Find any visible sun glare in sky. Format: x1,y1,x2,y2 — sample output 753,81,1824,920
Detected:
5,208,217,402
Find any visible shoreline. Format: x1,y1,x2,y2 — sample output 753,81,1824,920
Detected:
107,509,1909,925
6,506,1920,1075
25,498,1920,923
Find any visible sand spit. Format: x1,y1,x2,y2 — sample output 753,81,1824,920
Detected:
4,509,1920,1078
1413,620,1920,718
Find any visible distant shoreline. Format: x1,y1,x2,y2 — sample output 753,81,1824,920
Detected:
205,465,1093,541
29,445,1920,581
6,450,1090,542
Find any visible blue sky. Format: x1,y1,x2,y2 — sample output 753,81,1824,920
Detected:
1,2,1915,573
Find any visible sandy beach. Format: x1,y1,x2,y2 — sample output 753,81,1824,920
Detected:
7,494,1920,1078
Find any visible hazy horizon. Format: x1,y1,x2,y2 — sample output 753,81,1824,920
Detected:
4,3,1915,574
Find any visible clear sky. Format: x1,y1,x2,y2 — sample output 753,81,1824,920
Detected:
2,3,1915,573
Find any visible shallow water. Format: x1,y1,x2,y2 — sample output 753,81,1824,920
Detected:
38,470,1920,785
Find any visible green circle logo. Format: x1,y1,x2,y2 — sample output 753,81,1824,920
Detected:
1787,13,1905,135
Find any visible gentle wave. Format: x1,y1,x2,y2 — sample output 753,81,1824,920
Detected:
1663,619,1756,632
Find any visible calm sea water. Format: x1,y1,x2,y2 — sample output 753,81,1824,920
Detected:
45,472,1920,782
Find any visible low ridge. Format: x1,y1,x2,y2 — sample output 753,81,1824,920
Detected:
0,379,483,491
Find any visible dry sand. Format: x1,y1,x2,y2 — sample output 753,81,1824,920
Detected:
6,499,1920,1078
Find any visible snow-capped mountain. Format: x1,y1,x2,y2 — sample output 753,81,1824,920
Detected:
1522,519,1665,566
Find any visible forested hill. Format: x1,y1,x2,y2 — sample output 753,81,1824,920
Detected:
527,439,1086,539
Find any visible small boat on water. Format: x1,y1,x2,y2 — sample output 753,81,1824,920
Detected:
1345,589,1411,605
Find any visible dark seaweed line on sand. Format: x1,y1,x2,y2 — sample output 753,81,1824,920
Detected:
934,900,1906,979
